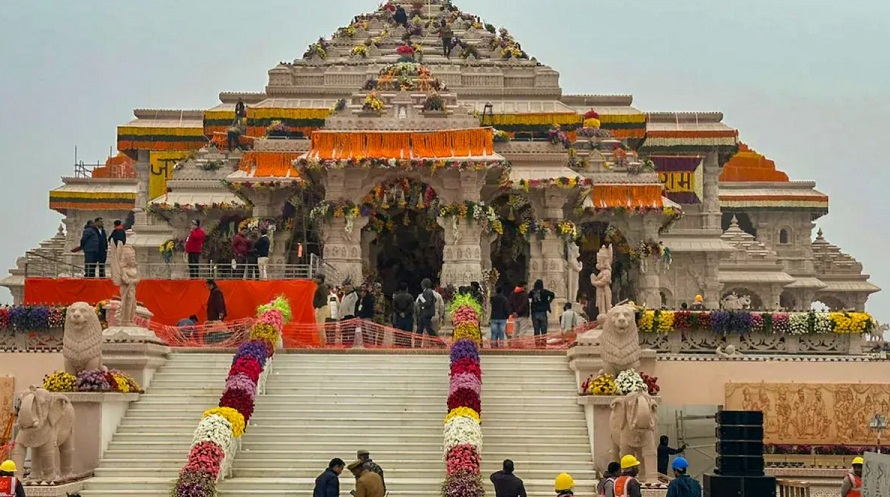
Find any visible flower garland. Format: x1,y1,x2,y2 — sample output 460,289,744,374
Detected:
581,371,659,397
297,156,506,173
638,310,874,335
351,45,370,58
362,92,385,114
515,219,577,242
171,296,290,495
439,201,503,238
443,293,484,497
0,305,68,331
43,369,142,393
615,369,646,395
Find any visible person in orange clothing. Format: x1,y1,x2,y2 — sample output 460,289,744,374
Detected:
0,460,25,497
841,457,863,497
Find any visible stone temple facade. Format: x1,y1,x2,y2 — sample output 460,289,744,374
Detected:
2,0,878,313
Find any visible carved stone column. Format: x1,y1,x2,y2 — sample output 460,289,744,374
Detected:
703,253,722,310
320,217,368,286
626,216,663,309
438,218,483,288
702,150,721,231
480,232,496,272
133,150,151,226
361,230,378,274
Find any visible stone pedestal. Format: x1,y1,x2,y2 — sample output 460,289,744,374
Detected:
102,326,170,390
103,301,154,328
567,330,658,390
66,392,139,476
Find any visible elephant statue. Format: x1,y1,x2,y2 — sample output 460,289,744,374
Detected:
609,391,658,482
11,386,75,481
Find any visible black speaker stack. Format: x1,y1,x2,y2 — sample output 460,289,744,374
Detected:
703,410,776,497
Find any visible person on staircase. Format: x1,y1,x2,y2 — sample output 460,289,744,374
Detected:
841,457,863,497
392,282,415,347
490,459,526,497
313,458,344,497
529,280,555,345
554,473,574,497
665,457,701,497
393,5,408,28
356,450,386,494
597,462,621,497
0,460,24,497
347,459,384,497
614,456,643,497
437,21,454,58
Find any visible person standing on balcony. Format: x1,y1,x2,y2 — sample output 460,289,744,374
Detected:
232,227,251,278
234,98,246,125
206,279,226,322
529,279,555,345
185,220,206,279
509,281,531,339
255,228,271,280
490,286,511,348
94,217,109,278
841,457,863,497
109,219,127,246
79,220,100,278
245,231,260,280
339,278,359,346
357,283,376,347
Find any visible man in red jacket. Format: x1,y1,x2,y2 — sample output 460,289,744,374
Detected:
185,220,206,278
232,227,250,279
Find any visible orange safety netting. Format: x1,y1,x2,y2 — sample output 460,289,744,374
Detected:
138,317,257,348
238,151,303,178
591,184,665,209
309,129,494,160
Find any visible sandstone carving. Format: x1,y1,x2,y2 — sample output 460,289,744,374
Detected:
609,391,658,481
716,344,743,359
566,242,583,303
11,386,75,481
599,304,641,376
591,244,613,319
109,241,140,327
63,302,103,375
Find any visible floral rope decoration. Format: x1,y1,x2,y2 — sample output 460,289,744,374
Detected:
637,310,874,335
443,292,484,497
171,296,291,495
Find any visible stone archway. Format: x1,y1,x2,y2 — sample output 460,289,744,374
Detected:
812,295,848,312
488,193,532,290
577,222,635,305
361,177,445,296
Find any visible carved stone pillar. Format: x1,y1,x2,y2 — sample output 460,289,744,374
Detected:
702,150,721,231
439,218,483,288
703,253,722,310
320,217,368,286
627,217,663,309
480,232,496,272
134,150,151,226
361,230,378,274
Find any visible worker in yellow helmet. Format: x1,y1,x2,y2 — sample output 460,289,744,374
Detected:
0,460,25,497
554,472,574,497
613,455,642,497
842,457,863,497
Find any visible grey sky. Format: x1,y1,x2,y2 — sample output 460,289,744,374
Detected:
0,0,887,322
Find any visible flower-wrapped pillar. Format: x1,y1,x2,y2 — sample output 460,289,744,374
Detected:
320,216,368,287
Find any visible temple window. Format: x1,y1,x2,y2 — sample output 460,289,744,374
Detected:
779,228,791,244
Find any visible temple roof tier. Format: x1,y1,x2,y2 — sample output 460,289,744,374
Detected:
49,178,137,214
719,181,829,213
117,110,205,155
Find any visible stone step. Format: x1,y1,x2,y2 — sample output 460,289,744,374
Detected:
229,467,597,480
111,432,585,444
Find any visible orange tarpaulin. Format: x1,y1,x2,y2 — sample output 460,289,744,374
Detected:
591,184,664,209
238,151,304,178
308,129,494,160
23,278,317,327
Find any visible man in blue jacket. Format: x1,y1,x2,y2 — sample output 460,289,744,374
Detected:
666,458,701,497
314,458,345,497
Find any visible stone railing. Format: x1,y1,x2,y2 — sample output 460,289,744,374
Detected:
777,480,811,497
640,331,862,355
0,328,64,351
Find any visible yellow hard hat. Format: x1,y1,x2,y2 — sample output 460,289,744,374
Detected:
853,457,864,466
554,473,575,491
621,455,641,469
0,460,16,472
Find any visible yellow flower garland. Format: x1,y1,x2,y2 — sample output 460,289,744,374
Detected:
656,311,675,334
588,374,618,396
453,322,481,343
445,407,481,424
43,371,77,392
249,323,279,349
203,407,246,438
829,312,871,334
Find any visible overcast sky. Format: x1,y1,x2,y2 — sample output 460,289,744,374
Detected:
0,0,887,322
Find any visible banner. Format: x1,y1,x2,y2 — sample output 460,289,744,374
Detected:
726,382,890,445
651,156,703,204
148,151,190,201
863,452,890,497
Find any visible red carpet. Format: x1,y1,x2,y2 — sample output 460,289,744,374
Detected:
24,278,317,326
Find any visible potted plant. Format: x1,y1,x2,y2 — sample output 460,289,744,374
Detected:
423,93,446,115
362,92,385,115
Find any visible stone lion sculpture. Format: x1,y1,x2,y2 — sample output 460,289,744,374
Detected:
11,386,75,481
609,391,658,481
599,304,641,376
63,301,103,375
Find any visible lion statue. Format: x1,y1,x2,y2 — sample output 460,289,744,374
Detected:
609,391,658,481
11,386,76,481
599,304,641,376
63,302,103,375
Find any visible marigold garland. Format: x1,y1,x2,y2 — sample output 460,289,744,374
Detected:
445,407,481,425
636,310,873,335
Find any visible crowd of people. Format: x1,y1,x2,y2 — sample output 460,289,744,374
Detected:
75,217,125,278
313,451,385,497
185,220,271,280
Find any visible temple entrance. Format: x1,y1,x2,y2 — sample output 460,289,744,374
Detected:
363,178,444,296
578,222,635,305
490,194,531,291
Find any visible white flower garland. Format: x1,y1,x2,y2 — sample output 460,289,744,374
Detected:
789,313,810,335
192,414,237,482
615,369,646,395
443,415,482,453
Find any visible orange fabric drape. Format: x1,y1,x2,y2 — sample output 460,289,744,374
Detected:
591,184,665,209
23,278,317,326
239,151,303,177
309,129,494,160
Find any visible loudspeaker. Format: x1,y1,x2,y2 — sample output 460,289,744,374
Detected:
716,425,764,441
716,440,764,456
715,455,765,476
716,409,766,476
717,410,763,426
703,473,776,497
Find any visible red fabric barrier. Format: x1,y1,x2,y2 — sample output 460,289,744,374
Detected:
23,278,317,326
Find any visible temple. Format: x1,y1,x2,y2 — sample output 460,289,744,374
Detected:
2,0,878,315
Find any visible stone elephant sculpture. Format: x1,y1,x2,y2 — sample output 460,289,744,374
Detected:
11,386,75,481
609,391,658,481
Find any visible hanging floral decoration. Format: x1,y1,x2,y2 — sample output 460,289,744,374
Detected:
364,63,444,92
439,201,503,237
297,156,506,173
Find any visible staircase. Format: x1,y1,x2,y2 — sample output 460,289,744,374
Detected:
80,352,234,497
481,353,596,497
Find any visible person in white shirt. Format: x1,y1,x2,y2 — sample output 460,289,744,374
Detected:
560,302,586,332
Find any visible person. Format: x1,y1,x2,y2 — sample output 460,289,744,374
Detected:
235,98,246,123
469,281,484,305
690,295,704,310
313,458,345,497
490,286,511,348
393,5,408,28
841,456,863,497
94,217,109,278
529,280,555,344
357,283,377,347
680,302,688,310
232,228,251,278
325,286,341,344
348,459,384,497
255,228,271,280
560,302,586,332
392,282,415,346
356,450,386,494
665,457,701,497
415,278,437,347
185,220,206,278
0,459,25,497
597,462,621,497
510,282,531,338
554,472,574,497
432,285,446,334
177,315,199,327
657,436,687,475
80,220,100,278
109,219,127,246
313,273,331,340
243,231,259,280
490,459,526,497
438,21,454,58
372,282,387,327
340,279,360,346
206,279,226,322
614,455,642,497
